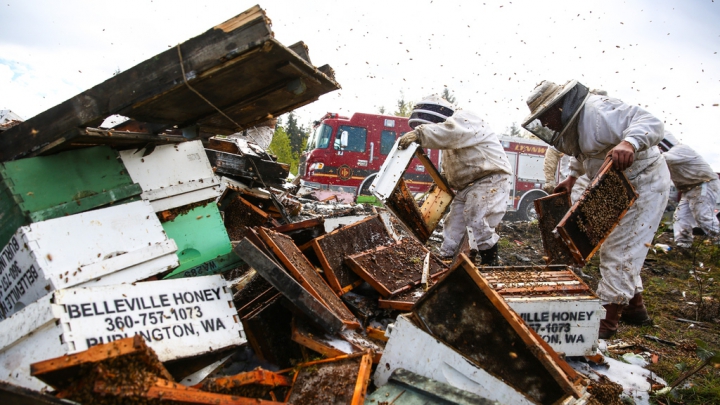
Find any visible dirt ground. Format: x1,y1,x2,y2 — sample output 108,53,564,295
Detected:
470,218,720,405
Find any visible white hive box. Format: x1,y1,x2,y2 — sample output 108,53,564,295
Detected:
0,275,245,391
120,140,222,212
0,200,178,320
375,314,534,405
481,267,604,356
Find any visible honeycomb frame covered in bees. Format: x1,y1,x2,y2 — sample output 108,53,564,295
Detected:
556,161,638,265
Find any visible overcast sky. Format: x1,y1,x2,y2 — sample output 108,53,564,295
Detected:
1,0,719,169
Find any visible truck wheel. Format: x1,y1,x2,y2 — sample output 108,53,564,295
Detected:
518,197,539,221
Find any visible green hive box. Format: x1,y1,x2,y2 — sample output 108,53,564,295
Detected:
0,146,142,248
161,203,236,277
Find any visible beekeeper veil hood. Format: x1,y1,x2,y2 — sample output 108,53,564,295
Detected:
408,95,455,129
659,131,680,152
521,80,590,150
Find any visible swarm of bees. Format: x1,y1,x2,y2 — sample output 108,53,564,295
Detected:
575,171,630,245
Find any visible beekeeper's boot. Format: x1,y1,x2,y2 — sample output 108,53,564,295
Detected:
598,304,623,339
620,293,652,325
479,243,499,266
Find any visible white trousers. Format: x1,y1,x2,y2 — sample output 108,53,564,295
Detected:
673,179,720,247
595,157,671,305
440,173,511,256
571,174,591,204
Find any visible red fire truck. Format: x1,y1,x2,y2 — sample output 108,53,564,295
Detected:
299,112,551,220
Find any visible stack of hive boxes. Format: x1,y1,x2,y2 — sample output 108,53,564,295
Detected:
0,140,245,390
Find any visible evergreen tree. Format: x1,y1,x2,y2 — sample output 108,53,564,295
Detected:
378,106,386,114
268,126,298,175
508,122,522,137
394,92,414,117
285,113,308,159
441,88,456,105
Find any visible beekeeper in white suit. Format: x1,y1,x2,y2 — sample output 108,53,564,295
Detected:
522,80,671,339
398,95,513,266
659,132,720,247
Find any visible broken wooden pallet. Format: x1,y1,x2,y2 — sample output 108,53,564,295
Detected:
1,5,339,161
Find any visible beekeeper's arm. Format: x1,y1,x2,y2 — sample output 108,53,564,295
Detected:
599,100,665,171
554,156,584,194
412,112,490,150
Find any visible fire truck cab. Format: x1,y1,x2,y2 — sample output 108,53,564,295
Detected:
299,112,553,220
299,112,440,195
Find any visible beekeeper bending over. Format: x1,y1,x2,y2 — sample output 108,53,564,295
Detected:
659,132,720,248
521,80,671,339
398,95,512,266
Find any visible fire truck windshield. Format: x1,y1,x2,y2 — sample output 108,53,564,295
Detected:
334,125,367,152
307,124,332,151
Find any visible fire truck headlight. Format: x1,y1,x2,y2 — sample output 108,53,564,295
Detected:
309,162,324,171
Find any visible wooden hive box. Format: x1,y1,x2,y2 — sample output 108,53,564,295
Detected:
556,159,638,265
481,265,604,356
0,145,142,249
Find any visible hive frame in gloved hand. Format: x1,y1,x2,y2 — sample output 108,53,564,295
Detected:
369,141,454,243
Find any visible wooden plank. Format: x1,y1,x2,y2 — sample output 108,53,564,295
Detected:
195,369,291,391
449,226,479,270
207,137,241,154
366,327,388,342
259,228,360,329
95,377,285,404
289,41,311,63
414,148,453,193
419,184,454,235
222,194,276,241
291,317,357,359
352,353,373,405
271,217,325,246
0,381,70,405
377,299,415,311
235,238,344,334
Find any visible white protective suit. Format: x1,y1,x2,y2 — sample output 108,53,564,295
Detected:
571,174,590,204
663,144,720,246
568,95,671,306
414,110,513,254
228,126,274,150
